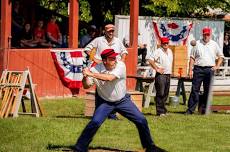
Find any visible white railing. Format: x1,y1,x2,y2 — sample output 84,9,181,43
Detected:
215,57,230,79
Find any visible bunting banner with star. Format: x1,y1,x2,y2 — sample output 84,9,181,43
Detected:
153,21,193,45
51,49,84,89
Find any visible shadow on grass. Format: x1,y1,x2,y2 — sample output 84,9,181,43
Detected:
55,115,91,119
143,112,155,116
47,144,168,152
169,111,186,114
46,144,135,151
47,144,74,151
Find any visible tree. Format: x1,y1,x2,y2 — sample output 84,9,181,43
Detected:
144,0,230,18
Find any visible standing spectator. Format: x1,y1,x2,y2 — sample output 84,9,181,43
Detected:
34,19,52,48
83,24,128,120
11,0,24,47
223,33,230,57
79,25,97,48
84,24,128,64
74,48,157,152
123,32,148,66
147,37,173,116
20,23,37,48
185,27,224,115
46,15,62,47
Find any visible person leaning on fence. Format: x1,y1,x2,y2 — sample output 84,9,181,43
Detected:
83,24,128,119
146,37,173,116
46,15,62,47
74,48,159,152
185,27,224,115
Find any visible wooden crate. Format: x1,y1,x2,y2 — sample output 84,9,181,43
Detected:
84,91,96,117
84,91,144,117
170,45,188,77
156,45,188,77
128,91,144,112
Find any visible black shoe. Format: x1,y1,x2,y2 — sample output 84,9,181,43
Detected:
184,110,192,115
146,145,168,152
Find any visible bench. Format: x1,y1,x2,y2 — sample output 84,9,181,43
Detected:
127,75,155,108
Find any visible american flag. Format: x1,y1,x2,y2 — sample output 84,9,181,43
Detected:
51,49,84,89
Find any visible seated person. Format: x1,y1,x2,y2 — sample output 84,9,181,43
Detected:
46,15,62,47
123,33,147,66
34,20,52,48
20,23,37,48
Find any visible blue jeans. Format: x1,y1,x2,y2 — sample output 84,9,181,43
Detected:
95,90,117,119
74,94,155,152
186,66,214,113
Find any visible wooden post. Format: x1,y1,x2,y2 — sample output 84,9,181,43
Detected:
0,0,12,72
129,0,139,49
126,0,139,90
69,0,79,48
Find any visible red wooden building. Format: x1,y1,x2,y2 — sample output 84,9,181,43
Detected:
0,0,139,97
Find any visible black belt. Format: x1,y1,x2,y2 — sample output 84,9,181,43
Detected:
195,65,213,69
156,72,171,76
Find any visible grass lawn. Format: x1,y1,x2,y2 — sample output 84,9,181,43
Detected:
0,96,230,152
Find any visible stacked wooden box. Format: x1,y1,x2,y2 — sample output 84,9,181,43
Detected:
169,45,188,77
84,91,144,117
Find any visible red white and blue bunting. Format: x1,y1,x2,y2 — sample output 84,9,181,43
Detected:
153,21,193,45
51,49,84,89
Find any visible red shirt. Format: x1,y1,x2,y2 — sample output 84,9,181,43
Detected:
46,22,60,40
34,28,45,39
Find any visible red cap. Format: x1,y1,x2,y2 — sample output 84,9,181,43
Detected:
101,49,118,59
161,37,169,44
202,27,211,35
105,24,115,32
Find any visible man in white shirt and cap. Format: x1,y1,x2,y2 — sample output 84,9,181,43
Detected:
84,23,128,64
147,37,173,116
84,24,128,119
185,27,224,114
74,48,158,152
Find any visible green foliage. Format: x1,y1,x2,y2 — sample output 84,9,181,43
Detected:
144,0,230,17
39,0,92,22
39,0,68,16
79,0,92,23
104,10,114,23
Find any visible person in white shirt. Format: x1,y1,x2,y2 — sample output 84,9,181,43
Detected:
74,49,158,152
84,24,128,64
147,37,173,116
185,27,224,114
84,24,128,119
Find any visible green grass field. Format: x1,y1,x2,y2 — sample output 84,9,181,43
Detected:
0,96,230,152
